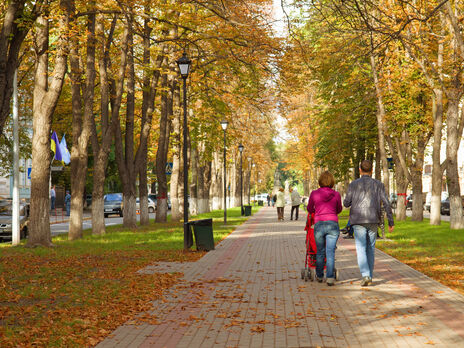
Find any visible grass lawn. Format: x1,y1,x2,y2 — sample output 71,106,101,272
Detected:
339,210,464,295
0,206,261,347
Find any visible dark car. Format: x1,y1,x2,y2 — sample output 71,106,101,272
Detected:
440,196,464,215
406,194,413,210
0,200,29,241
104,193,123,218
440,197,450,215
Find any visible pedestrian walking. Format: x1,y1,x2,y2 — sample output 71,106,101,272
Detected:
65,190,71,216
343,160,394,287
307,171,342,286
290,187,301,220
50,185,56,211
267,194,271,206
272,193,276,207
275,187,285,221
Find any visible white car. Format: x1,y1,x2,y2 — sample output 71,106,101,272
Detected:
136,197,156,213
254,193,269,201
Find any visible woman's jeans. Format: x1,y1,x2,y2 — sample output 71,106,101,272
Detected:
314,221,340,279
352,224,377,278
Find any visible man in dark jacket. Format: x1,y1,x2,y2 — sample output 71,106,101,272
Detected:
343,160,394,286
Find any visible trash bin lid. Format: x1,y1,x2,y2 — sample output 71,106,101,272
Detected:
190,218,213,226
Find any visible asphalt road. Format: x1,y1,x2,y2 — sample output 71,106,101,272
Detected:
50,213,157,236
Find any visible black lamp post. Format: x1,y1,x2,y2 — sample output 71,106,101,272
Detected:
177,52,192,250
221,120,228,224
238,144,244,215
247,157,252,205
252,163,256,203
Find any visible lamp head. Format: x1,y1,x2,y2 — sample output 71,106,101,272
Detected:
220,120,228,130
238,144,244,153
176,53,191,78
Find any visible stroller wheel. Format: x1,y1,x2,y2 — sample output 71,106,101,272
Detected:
301,268,305,280
335,268,340,281
304,269,310,282
310,268,315,282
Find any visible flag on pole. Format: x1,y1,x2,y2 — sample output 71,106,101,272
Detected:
50,131,63,161
60,135,71,165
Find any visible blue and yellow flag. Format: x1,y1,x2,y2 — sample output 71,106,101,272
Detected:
51,131,63,161
60,135,71,165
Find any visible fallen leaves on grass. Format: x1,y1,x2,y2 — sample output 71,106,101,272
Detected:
0,248,188,347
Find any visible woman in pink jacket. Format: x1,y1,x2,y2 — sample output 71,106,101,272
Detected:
307,171,342,286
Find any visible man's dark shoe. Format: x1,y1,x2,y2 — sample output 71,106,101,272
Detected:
315,275,323,283
360,276,372,287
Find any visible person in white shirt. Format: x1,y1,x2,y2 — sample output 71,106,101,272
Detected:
275,187,285,221
50,185,56,211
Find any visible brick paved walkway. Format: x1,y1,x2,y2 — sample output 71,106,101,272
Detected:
97,207,464,347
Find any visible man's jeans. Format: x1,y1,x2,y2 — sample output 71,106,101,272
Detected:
314,221,339,280
353,224,377,278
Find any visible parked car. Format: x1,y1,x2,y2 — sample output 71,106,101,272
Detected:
0,200,29,241
136,197,156,213
148,194,171,210
425,192,432,212
440,195,464,215
406,194,413,210
104,193,123,218
440,197,450,215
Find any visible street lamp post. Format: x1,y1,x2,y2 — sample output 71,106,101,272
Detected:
177,52,192,250
221,120,228,224
247,157,252,205
252,163,256,204
238,144,244,215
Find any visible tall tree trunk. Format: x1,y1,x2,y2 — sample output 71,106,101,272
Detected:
189,141,198,216
155,72,171,222
197,159,211,214
68,4,96,240
0,1,42,135
170,86,181,221
28,10,68,247
90,15,127,235
446,94,464,229
430,89,444,225
370,53,390,195
210,153,222,210
375,146,381,180
139,150,149,225
411,137,428,221
138,7,153,227
114,25,136,229
387,135,409,221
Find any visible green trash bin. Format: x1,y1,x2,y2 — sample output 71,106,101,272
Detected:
191,218,215,251
244,205,252,216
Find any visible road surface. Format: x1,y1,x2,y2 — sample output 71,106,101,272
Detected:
51,213,157,236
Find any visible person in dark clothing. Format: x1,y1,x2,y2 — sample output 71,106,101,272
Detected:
267,194,271,206
343,160,394,287
65,191,71,216
341,220,354,239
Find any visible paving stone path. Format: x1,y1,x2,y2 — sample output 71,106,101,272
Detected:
97,207,464,348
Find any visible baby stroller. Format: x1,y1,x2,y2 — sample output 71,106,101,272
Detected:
301,213,339,282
